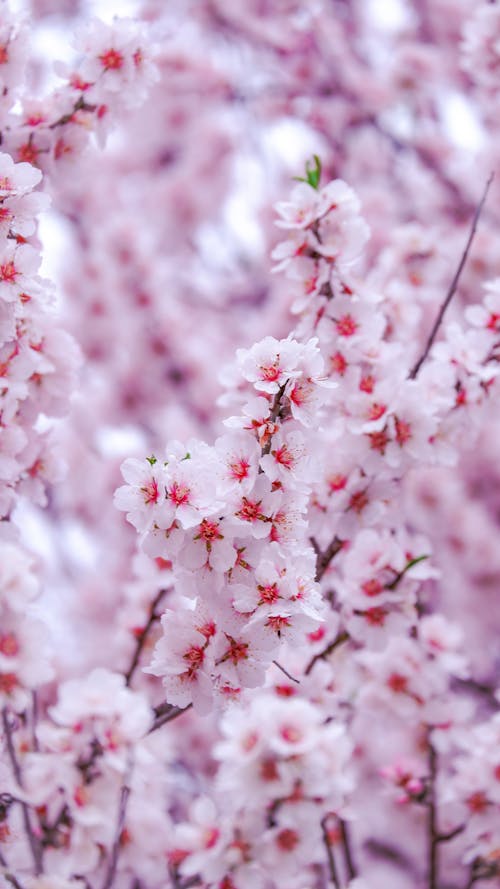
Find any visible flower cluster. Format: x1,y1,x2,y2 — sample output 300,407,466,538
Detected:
115,335,329,712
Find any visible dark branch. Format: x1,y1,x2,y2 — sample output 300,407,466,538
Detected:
321,815,340,888
272,660,300,684
409,172,494,380
2,708,43,874
125,587,170,686
149,703,192,733
427,740,438,889
313,535,344,582
101,783,131,889
340,819,357,880
305,631,350,676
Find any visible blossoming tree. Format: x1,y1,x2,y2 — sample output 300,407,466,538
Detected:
2,2,500,889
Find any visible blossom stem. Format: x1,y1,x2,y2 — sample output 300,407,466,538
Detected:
261,382,288,456
321,815,340,888
340,819,357,881
313,535,344,582
305,631,350,676
272,659,300,683
409,172,494,380
4,874,26,889
101,782,131,889
149,702,192,733
1,708,43,875
427,739,438,889
125,587,171,686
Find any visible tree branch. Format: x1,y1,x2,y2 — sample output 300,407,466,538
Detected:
409,172,494,380
305,631,350,676
125,587,170,686
272,660,300,684
427,739,438,889
321,815,340,888
101,782,131,889
2,708,43,875
313,535,344,582
149,703,192,734
340,819,357,881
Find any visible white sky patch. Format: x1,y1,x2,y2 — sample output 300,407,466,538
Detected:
38,209,74,303
87,0,139,21
263,118,322,170
440,92,484,153
224,155,266,256
366,0,412,31
96,424,146,458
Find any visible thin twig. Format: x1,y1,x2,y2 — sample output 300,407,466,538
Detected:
428,740,438,889
149,703,192,734
125,587,170,686
436,824,465,844
2,708,42,874
340,819,357,881
272,660,300,684
409,173,494,380
305,631,350,676
261,381,288,456
4,873,26,889
31,692,39,752
313,535,344,582
101,782,131,889
321,815,340,888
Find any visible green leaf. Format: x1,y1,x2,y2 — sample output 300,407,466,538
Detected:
385,554,430,591
292,154,322,190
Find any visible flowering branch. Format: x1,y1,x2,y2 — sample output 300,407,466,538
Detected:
2,709,42,875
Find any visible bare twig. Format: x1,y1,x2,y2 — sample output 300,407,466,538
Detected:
340,819,357,881
2,708,43,874
261,381,288,456
409,173,494,380
428,740,438,889
436,824,465,844
305,631,350,676
313,535,344,582
321,815,340,888
149,703,192,734
4,873,26,889
101,782,131,889
272,660,300,684
125,587,170,686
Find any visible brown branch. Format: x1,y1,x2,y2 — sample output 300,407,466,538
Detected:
305,631,350,676
4,874,26,889
409,173,494,380
321,815,340,888
125,587,170,686
2,708,43,874
436,824,465,844
149,703,192,734
261,381,288,457
272,660,300,684
340,819,357,881
101,782,130,889
49,96,97,129
428,740,438,889
313,535,344,582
